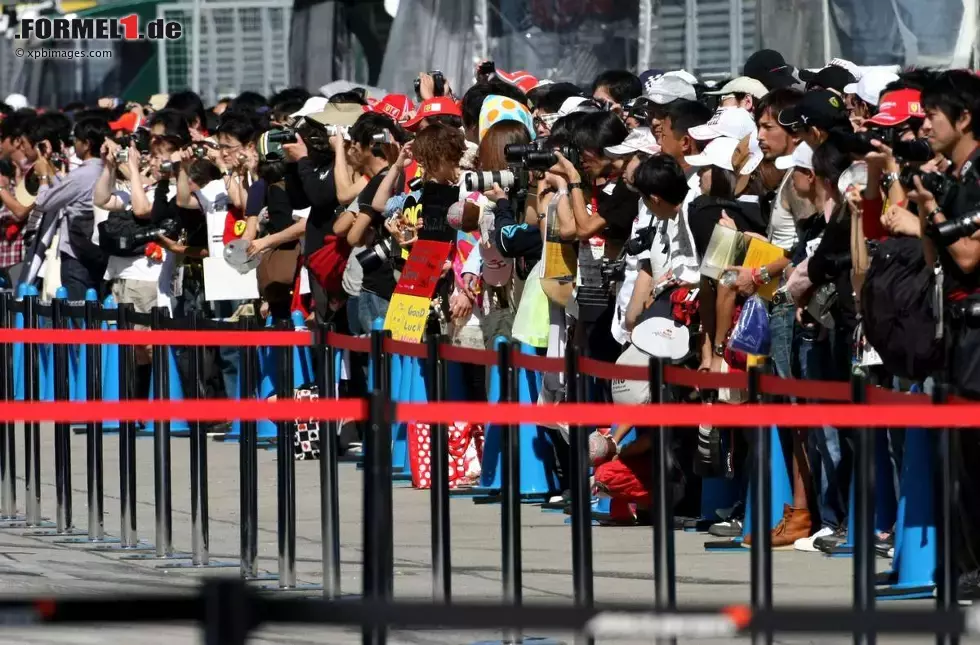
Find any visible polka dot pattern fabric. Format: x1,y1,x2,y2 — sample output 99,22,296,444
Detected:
408,422,485,490
478,95,537,143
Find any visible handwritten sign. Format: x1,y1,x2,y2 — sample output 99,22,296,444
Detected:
383,293,432,342
394,240,452,299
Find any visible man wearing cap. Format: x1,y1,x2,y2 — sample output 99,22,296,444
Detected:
743,49,800,91
403,97,463,132
704,77,769,112
606,127,661,346
842,70,899,125
777,89,852,150
859,88,929,241
688,107,757,143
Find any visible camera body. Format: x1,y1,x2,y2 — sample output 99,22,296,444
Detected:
354,235,396,273
159,160,174,176
414,71,446,100
463,169,516,192
371,131,395,145
899,166,954,200
623,225,655,256
927,210,980,246
267,129,298,145
845,127,933,162
504,141,581,170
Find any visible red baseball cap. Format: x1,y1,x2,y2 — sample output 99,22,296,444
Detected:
867,89,926,127
373,94,415,123
403,97,462,131
495,69,540,94
109,111,140,132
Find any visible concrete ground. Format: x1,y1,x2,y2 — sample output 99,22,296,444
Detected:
0,425,965,644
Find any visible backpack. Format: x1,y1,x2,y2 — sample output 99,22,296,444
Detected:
861,237,943,380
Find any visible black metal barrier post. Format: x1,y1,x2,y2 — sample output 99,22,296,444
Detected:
238,314,274,582
748,365,772,645
364,329,393,645
29,296,83,537
426,334,451,603
649,357,676,645
93,303,152,551
565,346,593,645
500,342,522,645
315,324,342,598
852,372,875,645
21,294,49,529
0,292,20,524
59,300,115,544
122,307,190,561
934,382,958,645
270,324,318,591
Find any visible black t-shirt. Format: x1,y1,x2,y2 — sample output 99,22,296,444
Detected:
152,179,207,251
939,148,980,297
247,179,298,251
808,205,857,334
596,178,639,244
287,158,340,257
358,171,398,300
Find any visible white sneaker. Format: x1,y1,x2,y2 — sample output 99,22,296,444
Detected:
794,527,835,552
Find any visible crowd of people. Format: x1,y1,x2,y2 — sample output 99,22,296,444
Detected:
0,50,979,597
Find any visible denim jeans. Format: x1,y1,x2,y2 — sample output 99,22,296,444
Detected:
796,327,846,529
769,300,795,380
60,254,104,301
356,291,390,335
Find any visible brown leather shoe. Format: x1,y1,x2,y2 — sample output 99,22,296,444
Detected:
741,504,812,550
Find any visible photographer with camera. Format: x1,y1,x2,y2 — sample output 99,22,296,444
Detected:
330,113,405,333
906,71,980,400
280,103,364,324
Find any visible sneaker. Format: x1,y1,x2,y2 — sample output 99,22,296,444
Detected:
708,518,743,537
814,527,848,553
794,526,835,552
875,533,894,558
958,569,980,604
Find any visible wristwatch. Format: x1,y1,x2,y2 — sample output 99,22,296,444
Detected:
758,266,772,285
713,342,726,357
567,182,583,192
881,172,899,191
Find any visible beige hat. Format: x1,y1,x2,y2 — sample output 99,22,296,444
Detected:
147,94,169,111
305,103,365,127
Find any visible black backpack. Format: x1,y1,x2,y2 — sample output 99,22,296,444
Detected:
861,236,944,380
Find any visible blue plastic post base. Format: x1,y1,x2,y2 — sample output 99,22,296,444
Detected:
118,551,195,561
157,560,239,570
257,583,325,593
470,637,566,645
86,541,155,552
53,536,122,545
0,519,57,530
23,528,88,538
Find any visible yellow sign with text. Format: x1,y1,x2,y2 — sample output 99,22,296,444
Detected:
383,293,432,342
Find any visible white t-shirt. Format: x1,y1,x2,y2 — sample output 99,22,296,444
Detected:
612,198,653,345
196,179,231,257
103,183,177,309
768,171,799,252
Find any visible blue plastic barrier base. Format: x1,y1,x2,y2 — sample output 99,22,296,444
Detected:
876,570,898,586
472,492,552,505
87,541,155,552
257,583,324,593
23,528,88,538
171,429,191,438
704,538,746,552
0,519,56,530
826,544,854,558
158,560,239,570
119,551,194,561
876,583,935,600
392,470,412,482
540,506,567,514
470,637,566,645
243,573,280,582
54,535,122,545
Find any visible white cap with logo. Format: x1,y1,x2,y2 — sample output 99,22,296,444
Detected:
605,127,661,157
689,107,757,141
774,142,814,171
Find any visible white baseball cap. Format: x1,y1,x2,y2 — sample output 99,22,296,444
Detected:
704,76,769,100
558,96,600,117
290,96,330,118
644,75,697,105
774,142,814,171
685,136,739,171
605,127,661,156
664,69,699,85
689,107,756,141
4,93,28,110
842,69,899,106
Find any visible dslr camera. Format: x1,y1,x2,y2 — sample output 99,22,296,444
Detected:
463,169,516,192
267,129,298,145
414,71,446,101
927,210,980,247
504,141,581,170
899,167,954,200
354,234,396,273
600,225,656,283
844,127,933,162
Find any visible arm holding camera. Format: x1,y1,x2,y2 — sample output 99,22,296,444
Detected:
174,151,201,210
331,134,368,205
126,141,153,219
372,144,412,213
94,141,126,212
0,172,31,222
910,176,980,273
553,151,599,241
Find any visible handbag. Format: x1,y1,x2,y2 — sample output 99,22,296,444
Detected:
292,383,321,460
306,234,351,296
257,245,300,299
42,230,62,301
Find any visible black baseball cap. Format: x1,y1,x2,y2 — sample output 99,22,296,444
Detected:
743,49,797,90
777,89,849,131
804,66,856,93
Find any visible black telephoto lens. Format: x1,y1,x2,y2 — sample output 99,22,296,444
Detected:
892,138,932,162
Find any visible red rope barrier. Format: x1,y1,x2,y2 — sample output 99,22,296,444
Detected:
3,328,313,347
1,399,978,427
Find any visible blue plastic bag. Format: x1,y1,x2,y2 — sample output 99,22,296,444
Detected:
728,294,771,356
